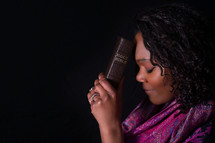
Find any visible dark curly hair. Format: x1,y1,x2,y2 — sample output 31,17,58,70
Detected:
135,3,215,111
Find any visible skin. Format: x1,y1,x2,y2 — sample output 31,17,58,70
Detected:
87,73,124,143
87,32,174,143
135,32,174,105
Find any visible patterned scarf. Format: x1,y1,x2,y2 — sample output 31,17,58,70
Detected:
122,99,215,143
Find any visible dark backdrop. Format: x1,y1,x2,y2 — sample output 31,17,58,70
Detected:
1,0,215,143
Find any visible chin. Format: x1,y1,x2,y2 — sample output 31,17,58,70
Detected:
149,98,174,106
151,101,163,105
149,99,166,105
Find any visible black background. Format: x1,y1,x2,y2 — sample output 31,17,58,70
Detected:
1,0,215,142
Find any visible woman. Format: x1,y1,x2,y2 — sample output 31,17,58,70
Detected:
87,3,215,143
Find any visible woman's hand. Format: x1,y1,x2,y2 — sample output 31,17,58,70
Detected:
87,73,124,143
87,73,123,129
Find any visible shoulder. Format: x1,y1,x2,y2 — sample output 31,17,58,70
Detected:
184,120,214,143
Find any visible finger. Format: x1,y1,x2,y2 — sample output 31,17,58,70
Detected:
88,92,98,103
94,78,108,99
89,86,95,92
90,93,101,104
99,77,116,96
94,79,99,86
94,82,107,99
87,92,93,102
98,72,105,80
87,87,95,101
91,98,102,112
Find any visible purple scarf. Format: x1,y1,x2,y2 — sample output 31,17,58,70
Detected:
122,99,215,143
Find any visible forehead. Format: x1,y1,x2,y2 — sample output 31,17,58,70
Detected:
135,32,151,60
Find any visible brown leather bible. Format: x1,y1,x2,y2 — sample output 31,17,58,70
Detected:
105,36,134,89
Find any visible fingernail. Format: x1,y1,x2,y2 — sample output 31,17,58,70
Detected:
98,73,104,78
99,72,103,76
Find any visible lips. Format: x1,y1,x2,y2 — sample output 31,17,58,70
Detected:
143,87,154,91
144,89,154,94
142,84,154,93
144,89,154,92
143,87,154,93
144,89,154,91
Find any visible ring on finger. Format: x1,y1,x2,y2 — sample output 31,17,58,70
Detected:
90,92,99,103
89,86,94,92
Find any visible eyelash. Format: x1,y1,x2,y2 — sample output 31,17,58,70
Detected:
147,67,155,73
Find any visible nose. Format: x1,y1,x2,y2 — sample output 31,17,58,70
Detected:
136,69,147,83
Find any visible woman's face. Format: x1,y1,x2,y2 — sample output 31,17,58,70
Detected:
135,32,174,105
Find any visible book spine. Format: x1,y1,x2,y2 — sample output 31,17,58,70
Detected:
105,36,134,89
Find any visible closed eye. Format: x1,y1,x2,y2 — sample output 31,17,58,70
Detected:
147,67,155,73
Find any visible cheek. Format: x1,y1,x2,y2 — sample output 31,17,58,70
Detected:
149,74,173,98
148,69,165,89
149,76,165,89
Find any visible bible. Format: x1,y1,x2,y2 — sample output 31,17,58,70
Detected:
105,36,134,89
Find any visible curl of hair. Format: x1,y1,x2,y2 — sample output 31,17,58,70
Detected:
135,3,215,111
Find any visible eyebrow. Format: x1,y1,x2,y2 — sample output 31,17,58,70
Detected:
136,58,151,63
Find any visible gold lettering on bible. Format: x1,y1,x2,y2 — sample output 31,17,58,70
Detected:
114,53,128,64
